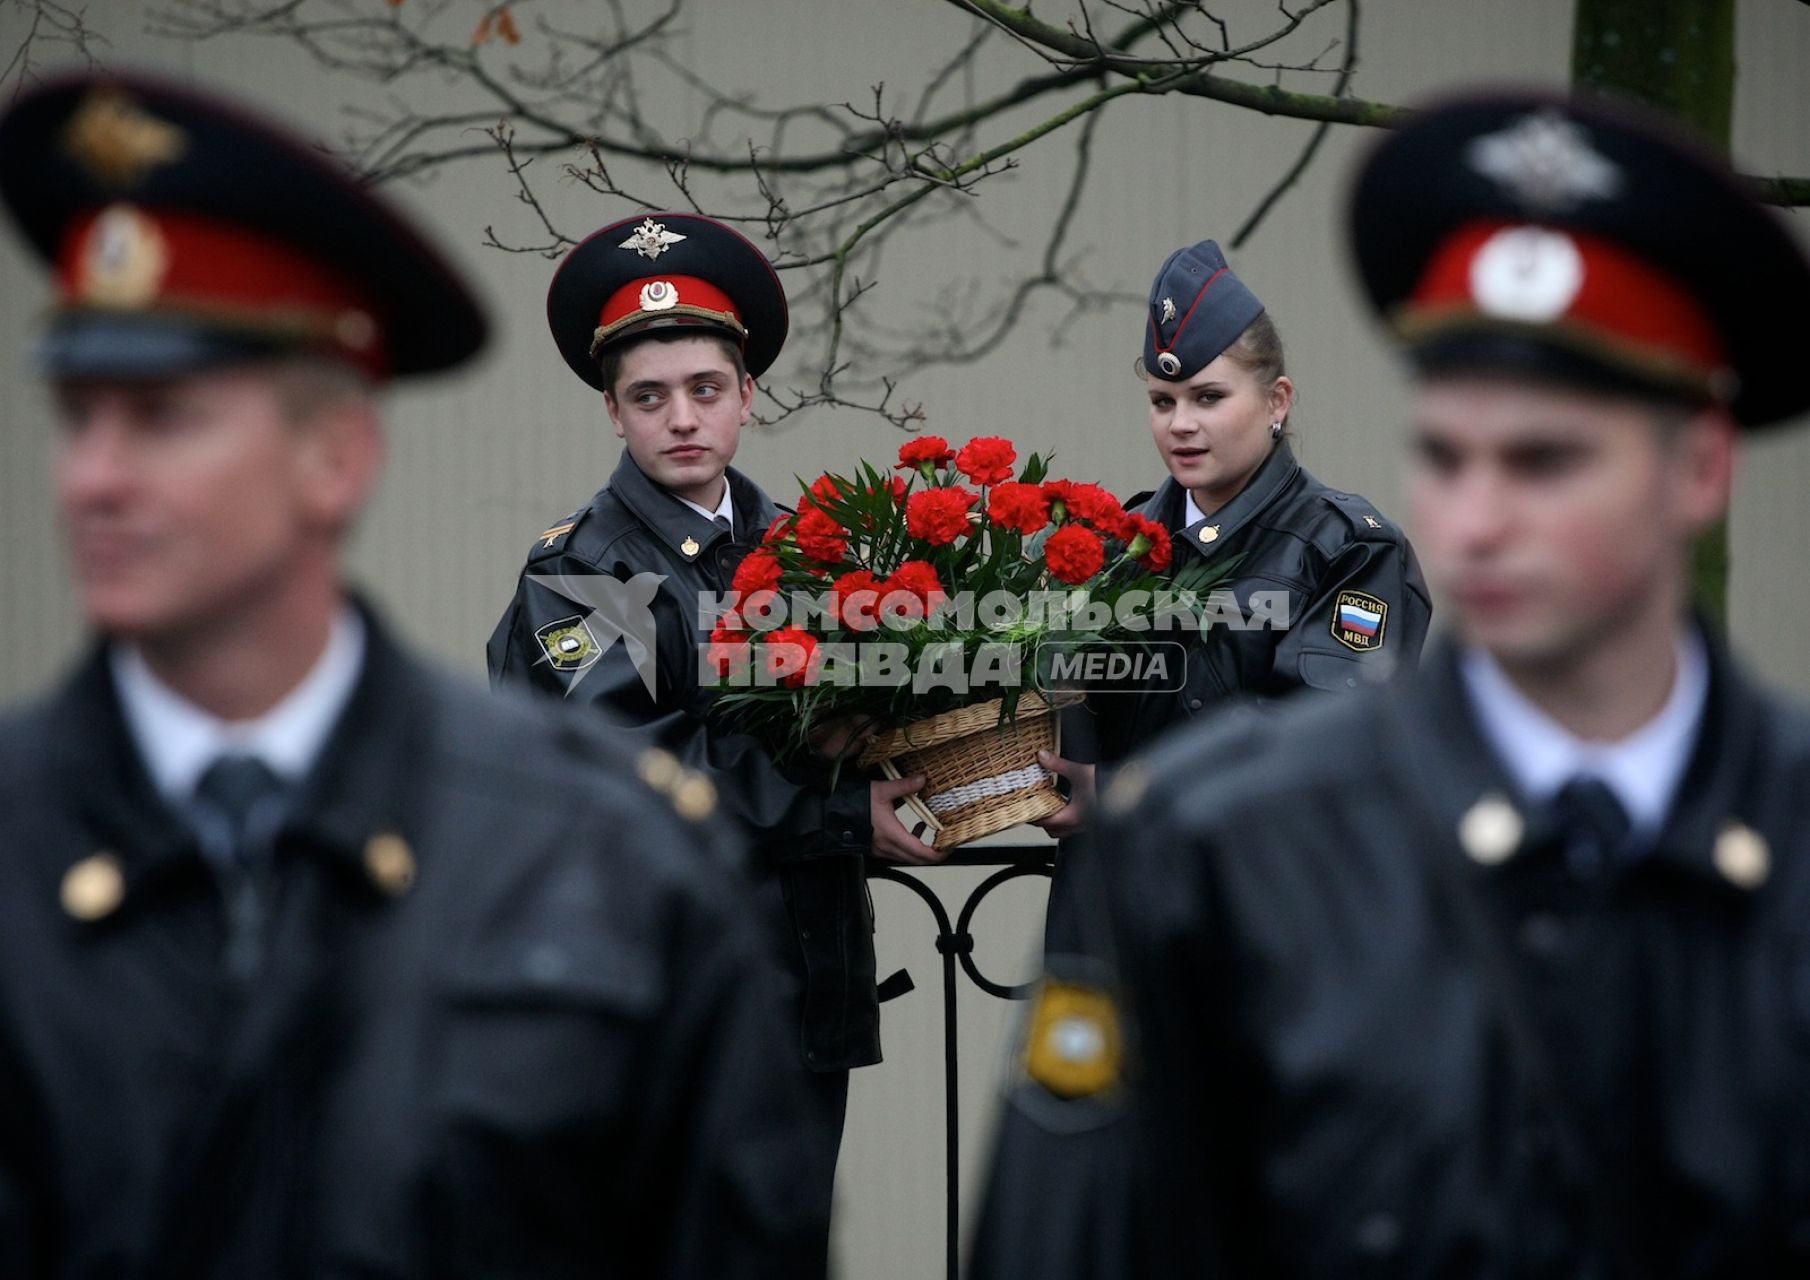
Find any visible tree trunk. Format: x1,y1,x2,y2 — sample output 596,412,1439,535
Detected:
1571,0,1737,622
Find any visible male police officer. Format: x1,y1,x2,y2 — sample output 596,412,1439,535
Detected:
975,89,1810,1277
486,214,934,1266
0,73,822,1277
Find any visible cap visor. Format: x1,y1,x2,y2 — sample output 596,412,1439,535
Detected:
36,312,290,380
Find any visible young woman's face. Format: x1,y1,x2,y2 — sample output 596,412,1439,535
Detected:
1147,352,1291,513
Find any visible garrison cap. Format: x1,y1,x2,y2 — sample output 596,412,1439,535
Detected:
547,211,788,390
1142,239,1266,382
0,70,487,382
1348,87,1810,428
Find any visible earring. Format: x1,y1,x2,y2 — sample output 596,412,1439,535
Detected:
1270,420,1283,440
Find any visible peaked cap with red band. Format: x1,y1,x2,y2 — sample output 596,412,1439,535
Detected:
547,211,788,390
1142,238,1266,383
0,70,487,382
1347,87,1810,428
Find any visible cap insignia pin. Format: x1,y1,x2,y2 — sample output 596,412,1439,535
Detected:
639,280,679,311
1160,297,1177,324
62,89,188,188
1466,109,1623,214
1156,351,1182,377
620,217,686,260
77,204,171,308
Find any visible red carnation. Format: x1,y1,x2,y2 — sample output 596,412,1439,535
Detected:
706,614,751,680
988,482,1051,535
1045,523,1106,585
1065,483,1133,540
731,548,783,596
885,560,947,616
906,486,978,546
762,626,821,689
804,473,846,511
897,435,956,471
955,436,1017,487
831,569,885,631
1126,514,1173,572
794,506,849,563
761,514,794,544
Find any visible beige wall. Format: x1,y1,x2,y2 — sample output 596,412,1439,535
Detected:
2,2,1807,1274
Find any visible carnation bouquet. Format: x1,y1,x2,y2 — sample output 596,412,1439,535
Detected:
706,435,1228,846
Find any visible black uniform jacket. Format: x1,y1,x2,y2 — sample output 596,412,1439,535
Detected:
0,616,824,1279
486,451,880,1072
978,630,1810,1278
1075,441,1431,767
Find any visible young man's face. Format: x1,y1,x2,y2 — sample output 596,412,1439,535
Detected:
604,335,754,508
1407,375,1731,672
53,364,371,644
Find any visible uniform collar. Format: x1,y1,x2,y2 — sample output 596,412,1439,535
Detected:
110,605,366,802
1152,441,1300,555
49,600,433,896
1458,628,1707,842
1394,623,1772,893
608,448,772,560
673,479,735,533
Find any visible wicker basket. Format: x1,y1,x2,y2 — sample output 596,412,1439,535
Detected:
858,692,1076,849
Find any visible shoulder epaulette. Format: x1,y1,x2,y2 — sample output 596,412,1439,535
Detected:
527,505,590,560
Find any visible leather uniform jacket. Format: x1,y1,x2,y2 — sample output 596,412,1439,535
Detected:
487,450,880,1072
1075,441,1431,767
0,614,824,1278
979,629,1810,1278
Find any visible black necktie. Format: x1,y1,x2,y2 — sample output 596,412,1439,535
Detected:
712,513,733,539
1551,776,1631,877
193,754,288,982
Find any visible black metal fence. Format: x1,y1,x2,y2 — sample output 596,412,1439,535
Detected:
867,844,1054,1280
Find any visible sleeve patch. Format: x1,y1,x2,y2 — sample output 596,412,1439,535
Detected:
1331,590,1388,652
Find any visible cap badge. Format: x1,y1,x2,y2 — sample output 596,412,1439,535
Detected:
620,217,686,260
1466,109,1623,214
1160,297,1177,324
639,279,679,312
76,204,171,308
1470,226,1585,322
1156,351,1182,377
62,89,188,188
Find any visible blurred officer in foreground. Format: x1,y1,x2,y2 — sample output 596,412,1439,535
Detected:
487,213,935,1268
975,88,1810,1277
0,72,821,1277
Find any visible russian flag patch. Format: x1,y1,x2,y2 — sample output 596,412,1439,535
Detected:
1332,590,1388,652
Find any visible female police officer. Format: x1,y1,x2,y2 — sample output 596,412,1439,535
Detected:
1037,239,1432,835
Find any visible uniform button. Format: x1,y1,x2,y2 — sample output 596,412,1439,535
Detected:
805,1050,818,1063
800,929,813,941
1187,697,1203,711
1353,1211,1401,1256
840,829,856,842
1517,912,1567,959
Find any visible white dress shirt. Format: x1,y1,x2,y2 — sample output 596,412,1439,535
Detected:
1460,628,1708,844
675,481,734,534
111,607,368,803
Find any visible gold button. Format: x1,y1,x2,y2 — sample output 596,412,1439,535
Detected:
62,852,125,922
1101,761,1151,817
1713,821,1769,890
1459,793,1523,866
671,773,718,822
636,747,682,793
680,536,700,557
1197,525,1219,544
364,832,417,897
